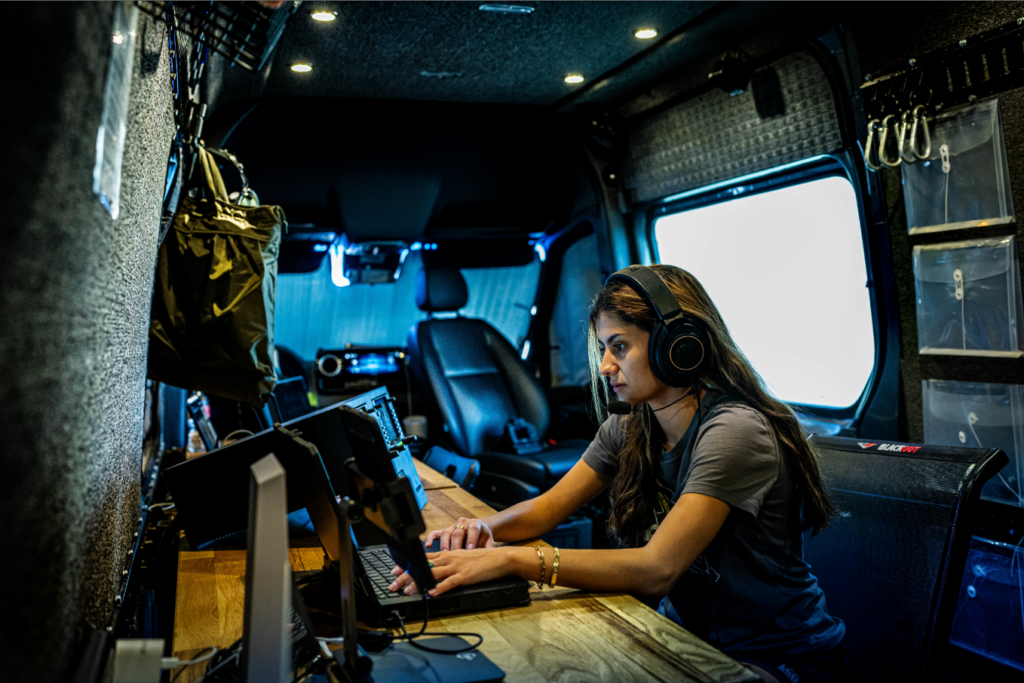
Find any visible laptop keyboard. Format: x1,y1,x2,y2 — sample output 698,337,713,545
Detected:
359,547,399,601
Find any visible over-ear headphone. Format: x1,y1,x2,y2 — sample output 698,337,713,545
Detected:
604,265,711,388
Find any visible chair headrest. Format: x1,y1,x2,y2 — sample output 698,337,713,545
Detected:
416,268,468,312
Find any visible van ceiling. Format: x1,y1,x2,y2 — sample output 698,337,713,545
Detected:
212,1,800,109
207,1,808,240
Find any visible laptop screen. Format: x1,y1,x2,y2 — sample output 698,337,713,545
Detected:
272,376,312,423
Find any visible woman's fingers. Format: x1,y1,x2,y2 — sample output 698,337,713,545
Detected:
388,570,417,594
465,523,480,550
427,573,463,597
439,527,453,551
423,529,443,547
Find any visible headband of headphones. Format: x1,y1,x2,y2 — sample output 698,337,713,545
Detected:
604,265,686,327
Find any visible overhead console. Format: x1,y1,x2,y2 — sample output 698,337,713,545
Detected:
316,347,407,395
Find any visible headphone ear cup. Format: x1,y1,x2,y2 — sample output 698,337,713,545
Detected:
655,317,710,387
647,323,678,387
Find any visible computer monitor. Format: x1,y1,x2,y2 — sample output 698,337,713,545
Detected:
241,453,291,683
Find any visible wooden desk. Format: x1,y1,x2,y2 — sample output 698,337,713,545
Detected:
173,469,758,683
413,457,459,490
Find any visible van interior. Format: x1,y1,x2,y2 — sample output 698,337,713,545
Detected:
3,2,1024,682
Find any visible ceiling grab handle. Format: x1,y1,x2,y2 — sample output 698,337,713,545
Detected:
864,119,883,172
878,115,903,168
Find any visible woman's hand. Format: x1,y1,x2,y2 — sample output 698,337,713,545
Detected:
389,547,513,597
423,517,496,551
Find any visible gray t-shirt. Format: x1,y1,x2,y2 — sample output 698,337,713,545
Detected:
582,389,845,655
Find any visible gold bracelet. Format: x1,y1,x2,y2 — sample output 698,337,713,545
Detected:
532,544,546,589
549,547,560,588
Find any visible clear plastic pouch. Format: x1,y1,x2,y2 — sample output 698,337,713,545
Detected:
913,236,1024,357
922,379,1024,507
902,100,1014,235
949,536,1024,671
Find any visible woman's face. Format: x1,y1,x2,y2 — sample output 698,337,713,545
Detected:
597,312,673,407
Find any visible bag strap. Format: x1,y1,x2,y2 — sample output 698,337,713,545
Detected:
198,144,230,203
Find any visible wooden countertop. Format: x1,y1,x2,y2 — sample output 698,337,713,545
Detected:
172,465,759,683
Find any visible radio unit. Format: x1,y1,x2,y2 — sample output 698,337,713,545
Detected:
315,347,407,394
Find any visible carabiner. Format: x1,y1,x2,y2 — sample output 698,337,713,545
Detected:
910,105,932,160
864,118,882,172
878,115,902,168
898,110,917,164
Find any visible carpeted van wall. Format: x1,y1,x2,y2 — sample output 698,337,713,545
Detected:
0,4,173,681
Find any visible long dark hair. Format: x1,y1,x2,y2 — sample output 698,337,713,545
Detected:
588,264,838,547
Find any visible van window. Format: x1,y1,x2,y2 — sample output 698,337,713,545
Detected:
652,174,874,409
275,251,540,358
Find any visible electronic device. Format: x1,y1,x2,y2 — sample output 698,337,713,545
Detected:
605,265,711,387
241,453,292,683
186,391,219,450
315,346,407,395
164,387,426,550
270,415,530,629
268,375,312,424
269,421,508,683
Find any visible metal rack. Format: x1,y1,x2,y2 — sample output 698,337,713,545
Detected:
861,17,1024,118
137,0,300,72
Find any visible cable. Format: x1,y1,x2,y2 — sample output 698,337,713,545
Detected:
221,429,255,443
149,502,176,511
167,647,218,682
392,596,484,654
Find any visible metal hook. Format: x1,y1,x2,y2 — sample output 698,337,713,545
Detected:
864,119,883,172
878,115,902,168
898,110,917,164
910,105,932,160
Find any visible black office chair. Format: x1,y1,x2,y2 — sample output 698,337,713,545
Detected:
422,446,480,490
407,268,590,506
804,436,1007,682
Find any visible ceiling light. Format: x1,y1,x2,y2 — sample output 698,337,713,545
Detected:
478,4,535,13
291,63,312,73
310,10,337,21
635,28,658,39
564,74,584,84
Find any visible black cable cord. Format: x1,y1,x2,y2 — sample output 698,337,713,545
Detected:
391,595,484,654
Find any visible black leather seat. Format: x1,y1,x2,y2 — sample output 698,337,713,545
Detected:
407,268,588,499
805,436,1007,681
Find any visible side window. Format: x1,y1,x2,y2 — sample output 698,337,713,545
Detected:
652,174,875,409
550,234,603,386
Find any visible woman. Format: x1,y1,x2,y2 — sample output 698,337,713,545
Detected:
389,264,854,682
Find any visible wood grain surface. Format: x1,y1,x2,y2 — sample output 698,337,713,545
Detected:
172,463,759,683
414,457,459,490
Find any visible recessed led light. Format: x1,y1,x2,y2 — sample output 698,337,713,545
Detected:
564,74,584,84
291,63,312,73
310,10,337,22
635,28,658,39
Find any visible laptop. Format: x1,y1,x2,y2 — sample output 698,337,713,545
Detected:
282,405,531,627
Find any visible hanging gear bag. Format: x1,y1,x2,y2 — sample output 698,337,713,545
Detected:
148,145,286,406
